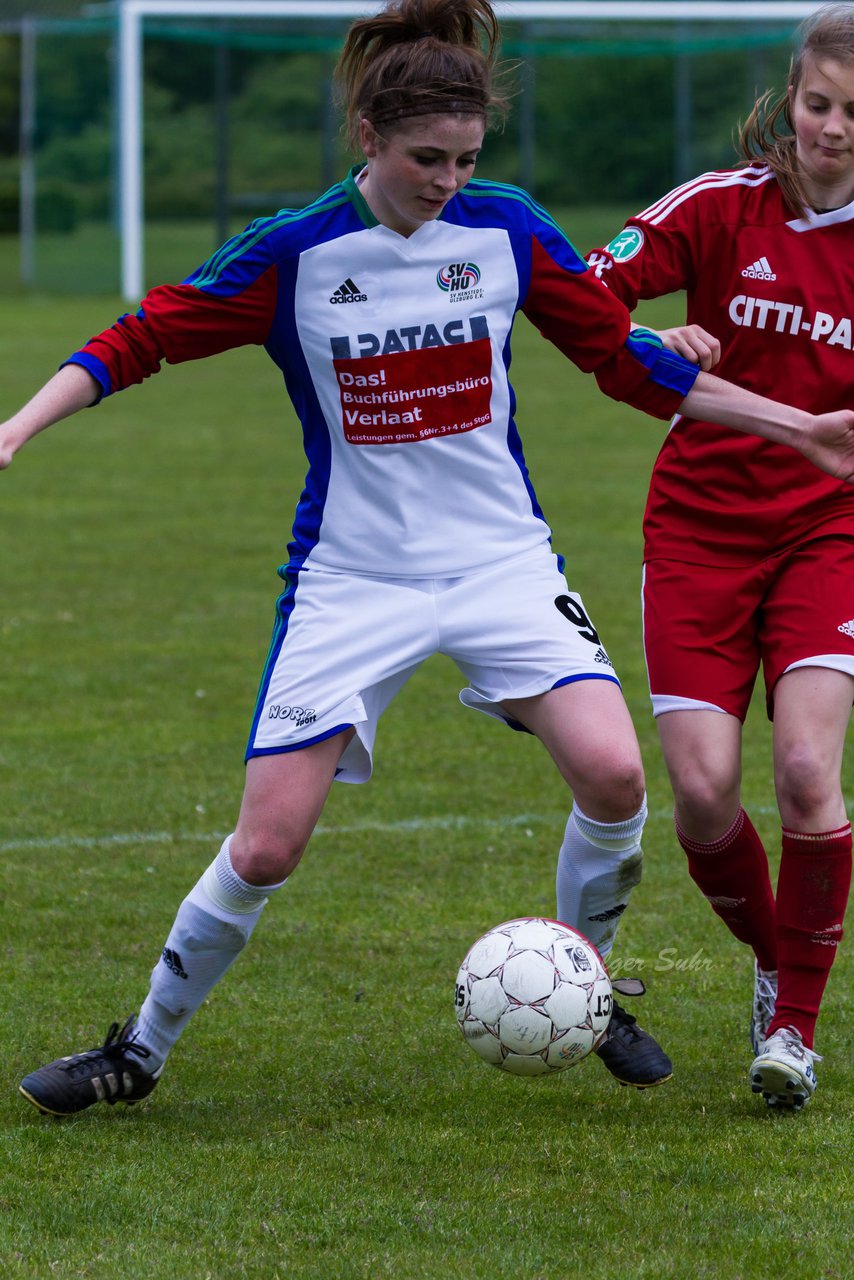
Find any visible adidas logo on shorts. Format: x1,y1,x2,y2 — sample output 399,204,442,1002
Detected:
838,619,854,638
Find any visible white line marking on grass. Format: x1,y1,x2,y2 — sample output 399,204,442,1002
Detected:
0,813,557,854
0,802,805,854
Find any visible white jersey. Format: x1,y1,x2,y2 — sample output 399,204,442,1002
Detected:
67,169,695,579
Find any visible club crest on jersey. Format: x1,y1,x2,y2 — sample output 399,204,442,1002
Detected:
605,227,644,262
436,262,484,303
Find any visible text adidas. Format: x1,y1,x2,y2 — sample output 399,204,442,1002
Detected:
330,278,368,304
162,947,188,979
741,256,776,281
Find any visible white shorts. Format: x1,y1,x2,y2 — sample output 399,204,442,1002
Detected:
246,543,620,782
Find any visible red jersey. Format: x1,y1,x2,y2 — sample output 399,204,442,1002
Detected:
588,164,854,565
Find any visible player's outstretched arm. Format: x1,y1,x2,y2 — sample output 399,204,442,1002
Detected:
680,372,854,484
0,365,100,470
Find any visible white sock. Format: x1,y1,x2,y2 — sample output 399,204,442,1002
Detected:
134,836,286,1070
555,798,647,959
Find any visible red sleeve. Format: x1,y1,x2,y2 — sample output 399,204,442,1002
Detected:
585,195,698,308
524,236,691,420
66,267,278,398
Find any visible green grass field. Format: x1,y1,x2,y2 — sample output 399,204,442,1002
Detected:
1,221,852,1279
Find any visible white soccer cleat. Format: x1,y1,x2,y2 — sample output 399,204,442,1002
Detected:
749,961,778,1055
749,1026,820,1111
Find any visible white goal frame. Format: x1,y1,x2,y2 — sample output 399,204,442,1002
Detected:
117,0,828,299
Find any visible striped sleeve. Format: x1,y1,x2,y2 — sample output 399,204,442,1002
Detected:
587,164,776,305
63,227,280,398
524,232,698,418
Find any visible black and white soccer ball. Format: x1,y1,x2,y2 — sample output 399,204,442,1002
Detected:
454,917,612,1076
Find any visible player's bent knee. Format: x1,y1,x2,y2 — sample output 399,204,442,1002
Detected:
669,760,739,825
776,748,837,824
577,766,645,823
230,834,305,886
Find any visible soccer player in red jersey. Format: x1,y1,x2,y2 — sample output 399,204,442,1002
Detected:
588,2,854,1109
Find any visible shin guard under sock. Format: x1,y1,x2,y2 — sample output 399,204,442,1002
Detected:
556,799,646,959
676,808,777,972
769,824,852,1048
135,837,286,1068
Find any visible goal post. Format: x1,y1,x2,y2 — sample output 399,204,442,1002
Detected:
116,0,827,300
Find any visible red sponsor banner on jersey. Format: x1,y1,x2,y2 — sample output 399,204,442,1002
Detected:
335,337,493,445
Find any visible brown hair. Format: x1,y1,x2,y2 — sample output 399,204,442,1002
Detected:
737,2,854,216
335,0,507,152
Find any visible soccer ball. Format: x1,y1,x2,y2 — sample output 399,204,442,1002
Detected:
454,917,612,1077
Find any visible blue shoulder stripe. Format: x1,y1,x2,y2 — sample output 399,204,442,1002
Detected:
187,184,351,290
458,179,570,240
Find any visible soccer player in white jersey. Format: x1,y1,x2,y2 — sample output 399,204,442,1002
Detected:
6,0,854,1117
588,2,854,1110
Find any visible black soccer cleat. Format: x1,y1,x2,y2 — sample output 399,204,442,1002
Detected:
594,980,673,1089
19,1016,161,1117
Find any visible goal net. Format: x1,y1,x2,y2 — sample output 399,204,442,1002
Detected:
2,2,822,297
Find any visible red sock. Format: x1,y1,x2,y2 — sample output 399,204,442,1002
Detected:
768,824,852,1049
676,808,777,971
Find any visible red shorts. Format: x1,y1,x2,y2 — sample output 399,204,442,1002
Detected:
642,537,854,721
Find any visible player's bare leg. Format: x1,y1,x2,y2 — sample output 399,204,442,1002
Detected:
505,678,645,822
771,667,851,834
232,733,357,883
19,732,354,1117
504,680,672,1088
657,708,743,842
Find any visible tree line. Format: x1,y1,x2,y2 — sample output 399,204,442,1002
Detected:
0,27,791,234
